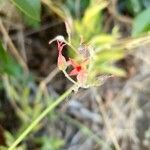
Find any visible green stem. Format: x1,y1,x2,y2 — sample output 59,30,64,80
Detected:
65,40,78,54
8,85,75,150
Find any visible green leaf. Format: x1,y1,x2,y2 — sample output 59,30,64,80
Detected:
95,49,124,63
11,0,41,21
65,0,90,18
0,146,8,150
41,137,64,150
132,7,150,36
130,0,142,14
82,1,107,25
23,13,40,28
0,0,5,5
97,64,126,77
0,41,22,77
81,1,107,39
90,34,115,45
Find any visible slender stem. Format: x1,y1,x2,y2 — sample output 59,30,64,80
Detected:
63,70,78,85
8,85,75,150
65,40,78,54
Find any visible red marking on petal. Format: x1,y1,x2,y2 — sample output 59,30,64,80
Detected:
68,58,88,85
76,66,81,72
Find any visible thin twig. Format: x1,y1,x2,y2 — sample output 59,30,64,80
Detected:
35,68,60,101
93,88,121,150
39,67,60,91
41,67,59,85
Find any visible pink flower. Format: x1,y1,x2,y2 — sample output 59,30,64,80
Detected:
68,58,88,84
56,40,67,70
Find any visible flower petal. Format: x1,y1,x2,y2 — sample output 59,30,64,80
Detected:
77,71,87,85
68,58,79,68
69,68,78,76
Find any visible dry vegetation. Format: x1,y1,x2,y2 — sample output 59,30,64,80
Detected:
0,0,150,150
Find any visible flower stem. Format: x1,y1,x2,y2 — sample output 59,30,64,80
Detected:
8,85,75,150
63,70,78,85
65,40,78,54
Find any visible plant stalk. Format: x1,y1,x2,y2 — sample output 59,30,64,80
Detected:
8,85,75,150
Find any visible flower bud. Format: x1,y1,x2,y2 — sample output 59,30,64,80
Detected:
57,54,67,70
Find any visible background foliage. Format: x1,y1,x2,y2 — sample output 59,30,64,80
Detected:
0,0,150,150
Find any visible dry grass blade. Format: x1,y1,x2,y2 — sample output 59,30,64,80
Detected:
93,88,121,150
0,20,28,73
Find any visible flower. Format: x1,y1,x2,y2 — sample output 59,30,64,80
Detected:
57,40,67,70
68,58,88,85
